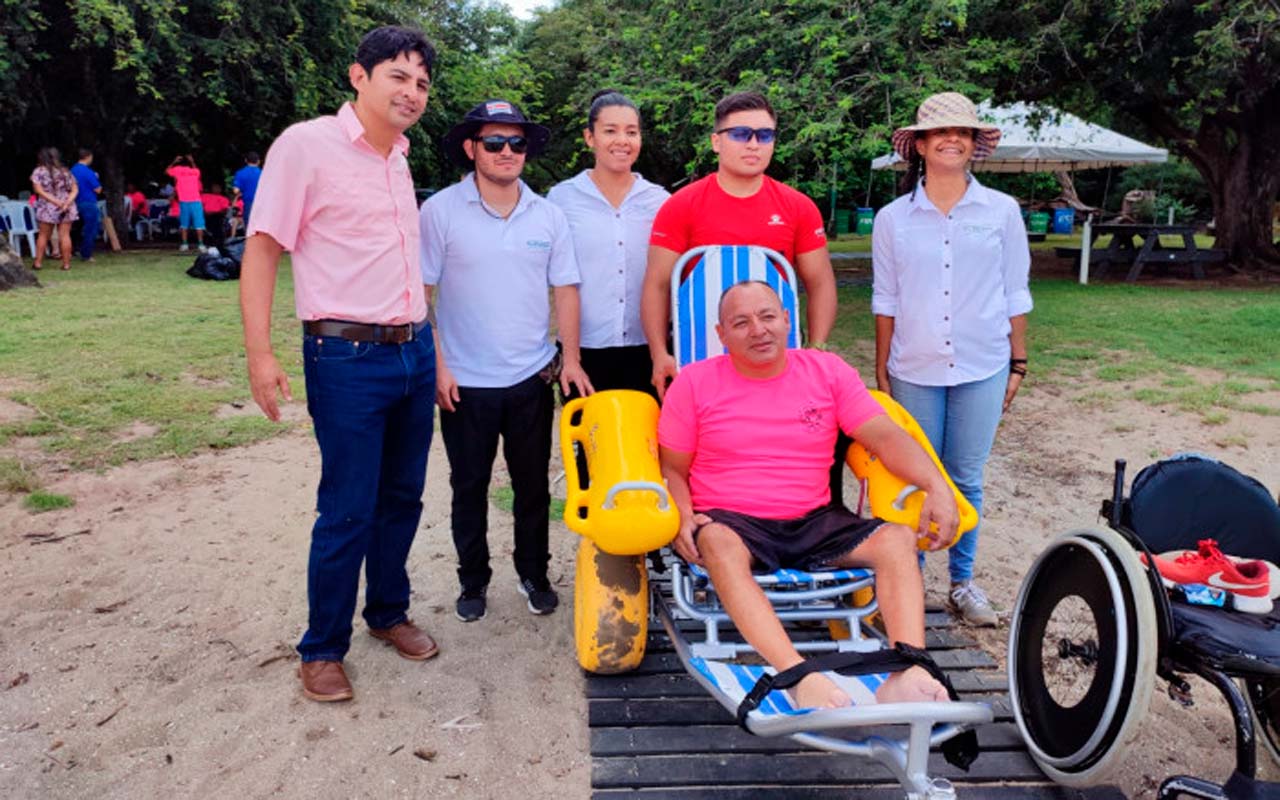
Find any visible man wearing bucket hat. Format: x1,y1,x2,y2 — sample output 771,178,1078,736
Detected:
420,99,591,623
871,91,1032,627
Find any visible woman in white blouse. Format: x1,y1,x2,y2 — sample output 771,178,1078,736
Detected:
871,92,1033,627
548,90,669,398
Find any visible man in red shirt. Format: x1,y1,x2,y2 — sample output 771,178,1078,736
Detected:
641,91,837,400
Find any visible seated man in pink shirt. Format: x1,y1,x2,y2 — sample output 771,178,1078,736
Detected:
658,280,960,709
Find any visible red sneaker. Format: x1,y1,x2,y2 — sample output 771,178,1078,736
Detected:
1144,539,1272,614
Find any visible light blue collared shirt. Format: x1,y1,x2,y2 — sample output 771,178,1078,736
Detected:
546,171,668,349
420,174,581,388
871,177,1033,386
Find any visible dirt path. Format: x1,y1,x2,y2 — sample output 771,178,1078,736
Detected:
2,373,1277,798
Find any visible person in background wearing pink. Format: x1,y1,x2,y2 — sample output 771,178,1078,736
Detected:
658,280,958,709
166,154,205,252
201,183,231,249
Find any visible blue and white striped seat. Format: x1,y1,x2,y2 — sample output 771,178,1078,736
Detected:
688,563,872,587
670,244,801,368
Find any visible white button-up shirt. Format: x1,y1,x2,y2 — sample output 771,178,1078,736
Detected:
546,170,668,349
871,177,1033,386
420,174,581,388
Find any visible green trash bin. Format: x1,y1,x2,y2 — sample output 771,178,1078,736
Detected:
834,209,851,235
1028,211,1050,234
855,207,874,235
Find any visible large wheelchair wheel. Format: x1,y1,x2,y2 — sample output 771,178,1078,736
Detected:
574,539,649,674
1009,526,1157,786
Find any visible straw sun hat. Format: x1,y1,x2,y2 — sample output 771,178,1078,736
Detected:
891,92,1001,162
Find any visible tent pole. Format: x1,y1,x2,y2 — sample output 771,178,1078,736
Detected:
1101,167,1113,216
1079,212,1092,285
865,162,873,208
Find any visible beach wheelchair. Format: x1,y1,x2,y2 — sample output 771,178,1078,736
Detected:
1009,453,1280,798
561,244,992,800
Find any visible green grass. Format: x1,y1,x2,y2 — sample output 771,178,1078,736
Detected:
830,231,1218,255
24,490,74,512
0,250,302,467
491,485,567,520
0,457,42,493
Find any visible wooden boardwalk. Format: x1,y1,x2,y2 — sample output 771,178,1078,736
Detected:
586,608,1125,798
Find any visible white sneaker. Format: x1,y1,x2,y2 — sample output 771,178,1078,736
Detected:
197,245,207,254
947,581,999,627
179,243,189,252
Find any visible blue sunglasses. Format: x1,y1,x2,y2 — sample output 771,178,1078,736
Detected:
715,126,777,144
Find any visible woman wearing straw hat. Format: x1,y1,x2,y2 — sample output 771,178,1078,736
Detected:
870,92,1033,626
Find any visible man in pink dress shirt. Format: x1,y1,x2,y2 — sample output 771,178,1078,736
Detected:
238,26,439,703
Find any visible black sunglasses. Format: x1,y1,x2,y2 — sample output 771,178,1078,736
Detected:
472,134,529,154
714,126,777,144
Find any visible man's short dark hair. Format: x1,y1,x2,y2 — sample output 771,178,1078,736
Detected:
355,26,436,80
244,151,260,164
714,92,776,126
78,147,93,160
718,279,782,321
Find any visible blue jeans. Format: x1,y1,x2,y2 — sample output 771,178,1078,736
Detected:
298,327,436,662
76,201,99,260
890,367,1007,583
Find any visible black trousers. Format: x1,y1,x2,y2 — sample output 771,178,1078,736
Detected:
439,371,554,591
566,344,657,401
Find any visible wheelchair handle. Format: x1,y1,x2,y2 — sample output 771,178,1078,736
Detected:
892,485,921,511
603,481,670,511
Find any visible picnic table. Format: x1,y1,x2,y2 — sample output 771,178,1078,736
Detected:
1056,223,1226,282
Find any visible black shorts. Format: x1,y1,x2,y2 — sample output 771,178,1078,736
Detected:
695,505,884,573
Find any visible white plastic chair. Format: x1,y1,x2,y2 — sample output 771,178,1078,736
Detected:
1,201,39,257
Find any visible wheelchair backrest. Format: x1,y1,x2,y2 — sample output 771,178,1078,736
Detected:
1124,453,1280,563
670,245,801,368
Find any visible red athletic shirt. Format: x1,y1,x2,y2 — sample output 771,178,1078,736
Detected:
648,174,827,265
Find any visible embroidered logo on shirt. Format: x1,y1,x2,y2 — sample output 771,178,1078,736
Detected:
963,224,997,236
526,239,552,250
813,227,827,238
767,214,785,226
799,404,824,431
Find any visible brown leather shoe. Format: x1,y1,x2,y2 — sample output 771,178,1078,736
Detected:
369,620,439,661
299,660,353,702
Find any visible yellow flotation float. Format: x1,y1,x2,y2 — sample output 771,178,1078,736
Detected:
846,389,979,549
561,390,679,673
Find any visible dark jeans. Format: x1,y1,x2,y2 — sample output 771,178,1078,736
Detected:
297,327,436,663
440,371,554,591
76,201,99,260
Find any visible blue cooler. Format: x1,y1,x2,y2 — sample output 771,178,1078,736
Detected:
1052,208,1075,234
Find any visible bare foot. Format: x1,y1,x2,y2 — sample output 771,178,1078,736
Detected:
789,672,852,709
875,666,949,704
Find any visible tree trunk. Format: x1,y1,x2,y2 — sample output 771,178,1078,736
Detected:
1181,106,1280,274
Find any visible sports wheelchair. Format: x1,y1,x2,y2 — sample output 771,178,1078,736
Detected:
1009,453,1280,798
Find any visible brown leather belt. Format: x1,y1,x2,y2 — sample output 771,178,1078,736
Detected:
303,319,427,344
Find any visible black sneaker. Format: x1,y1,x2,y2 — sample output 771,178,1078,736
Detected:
516,577,559,615
455,586,487,622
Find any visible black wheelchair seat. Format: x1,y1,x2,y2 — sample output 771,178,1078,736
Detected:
1172,602,1280,677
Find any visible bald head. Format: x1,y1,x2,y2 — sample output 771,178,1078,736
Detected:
715,280,791,374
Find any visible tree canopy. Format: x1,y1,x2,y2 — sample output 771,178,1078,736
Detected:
2,0,1276,270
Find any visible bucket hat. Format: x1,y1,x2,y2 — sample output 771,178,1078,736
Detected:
442,99,551,166
891,92,1001,162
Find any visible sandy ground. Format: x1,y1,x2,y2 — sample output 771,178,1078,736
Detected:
2,368,1279,799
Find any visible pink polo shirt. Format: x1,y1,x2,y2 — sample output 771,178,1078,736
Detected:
248,103,425,325
658,350,885,519
166,166,202,203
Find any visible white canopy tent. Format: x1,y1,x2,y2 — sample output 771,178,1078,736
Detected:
870,101,1168,173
